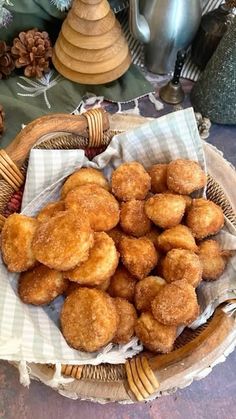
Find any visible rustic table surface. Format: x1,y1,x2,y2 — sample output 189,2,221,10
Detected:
0,78,236,419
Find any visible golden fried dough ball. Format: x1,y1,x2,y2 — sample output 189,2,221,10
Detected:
61,288,118,352
167,159,207,195
66,232,119,286
65,184,119,231
151,280,200,326
111,162,151,201
19,264,68,305
145,193,186,229
135,312,177,353
198,240,230,281
157,225,198,253
144,227,160,249
37,201,65,223
107,226,126,249
1,214,38,272
120,200,151,237
112,298,137,344
32,210,94,271
186,198,224,239
107,265,137,302
162,249,202,288
164,191,192,211
147,163,168,193
119,236,158,280
134,276,166,312
61,168,109,199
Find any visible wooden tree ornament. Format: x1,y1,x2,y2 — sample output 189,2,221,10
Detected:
52,0,132,84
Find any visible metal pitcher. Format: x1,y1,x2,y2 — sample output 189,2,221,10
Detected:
129,0,202,74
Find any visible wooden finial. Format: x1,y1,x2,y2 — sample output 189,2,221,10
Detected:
52,0,131,84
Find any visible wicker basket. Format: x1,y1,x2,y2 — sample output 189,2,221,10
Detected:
0,108,236,403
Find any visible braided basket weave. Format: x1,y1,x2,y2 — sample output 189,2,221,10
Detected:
0,109,236,403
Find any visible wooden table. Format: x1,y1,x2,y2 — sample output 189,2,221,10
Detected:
0,81,236,419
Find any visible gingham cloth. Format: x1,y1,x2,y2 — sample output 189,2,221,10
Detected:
0,108,235,366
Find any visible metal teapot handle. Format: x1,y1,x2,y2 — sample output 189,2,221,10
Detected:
129,0,150,43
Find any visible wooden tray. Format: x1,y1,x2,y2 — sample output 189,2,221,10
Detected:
0,109,236,403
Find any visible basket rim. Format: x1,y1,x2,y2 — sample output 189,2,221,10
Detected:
0,113,236,403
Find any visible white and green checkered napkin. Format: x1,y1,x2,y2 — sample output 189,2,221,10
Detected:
0,108,235,366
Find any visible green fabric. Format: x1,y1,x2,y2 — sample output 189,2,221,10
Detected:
0,0,153,147
0,0,65,43
0,65,153,147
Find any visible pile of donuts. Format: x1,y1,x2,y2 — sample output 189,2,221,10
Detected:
1,159,230,354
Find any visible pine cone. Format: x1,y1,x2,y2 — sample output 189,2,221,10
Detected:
0,104,5,137
11,28,53,78
0,41,15,79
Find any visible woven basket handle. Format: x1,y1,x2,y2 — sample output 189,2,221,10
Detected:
3,109,109,168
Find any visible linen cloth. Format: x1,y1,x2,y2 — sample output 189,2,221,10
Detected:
0,108,235,366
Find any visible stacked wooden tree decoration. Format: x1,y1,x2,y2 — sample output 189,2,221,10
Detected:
52,0,132,84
